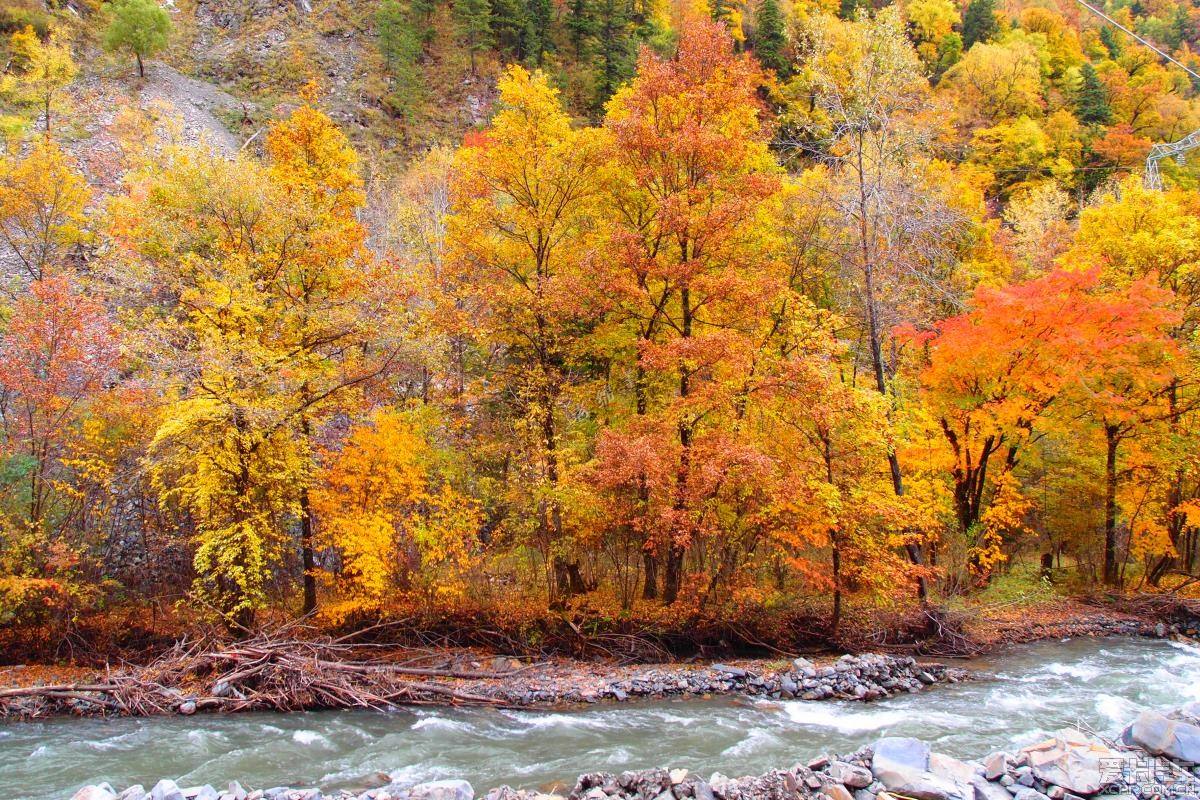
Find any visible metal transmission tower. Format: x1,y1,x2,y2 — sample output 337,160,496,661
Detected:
1073,0,1200,189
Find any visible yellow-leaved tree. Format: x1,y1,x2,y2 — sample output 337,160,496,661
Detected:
1,26,77,133
112,96,390,631
0,138,91,286
311,409,480,615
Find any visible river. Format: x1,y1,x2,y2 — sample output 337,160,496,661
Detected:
1,637,1197,800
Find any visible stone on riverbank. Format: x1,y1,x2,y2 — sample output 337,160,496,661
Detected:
1020,731,1113,795
869,741,969,800
151,779,186,800
1124,709,1200,763
409,781,475,800
588,653,965,709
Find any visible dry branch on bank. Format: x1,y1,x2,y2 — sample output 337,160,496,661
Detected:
0,626,530,719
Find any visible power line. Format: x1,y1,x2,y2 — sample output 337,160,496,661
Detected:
1073,0,1200,188
1073,0,1200,83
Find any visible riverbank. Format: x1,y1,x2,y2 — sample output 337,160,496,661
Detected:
67,699,1200,800
0,596,1172,721
0,649,968,720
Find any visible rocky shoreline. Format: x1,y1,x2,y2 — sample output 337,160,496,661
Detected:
70,702,1200,800
0,651,967,719
471,652,969,706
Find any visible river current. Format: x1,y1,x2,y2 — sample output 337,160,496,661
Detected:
1,637,1197,800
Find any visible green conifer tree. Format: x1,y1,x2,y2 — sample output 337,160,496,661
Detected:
452,0,493,74
410,0,438,47
961,0,998,50
1099,26,1122,59
1076,62,1112,125
594,0,635,115
524,0,553,65
376,0,423,122
566,0,597,57
752,0,789,77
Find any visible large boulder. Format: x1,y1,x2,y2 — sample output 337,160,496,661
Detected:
409,781,474,800
1125,710,1200,763
871,739,971,800
929,754,978,785
1020,731,1114,795
931,753,1009,800
874,738,932,775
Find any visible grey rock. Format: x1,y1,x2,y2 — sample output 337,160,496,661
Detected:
178,701,197,715
1177,702,1200,725
1014,768,1034,788
152,780,187,800
118,787,147,800
1021,732,1114,795
228,783,248,800
408,781,473,800
871,739,968,800
983,754,1008,782
1126,710,1200,763
873,738,932,775
969,776,1013,800
829,761,874,789
929,754,977,785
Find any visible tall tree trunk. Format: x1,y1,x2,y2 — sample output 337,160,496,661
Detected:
831,534,842,637
299,413,317,615
299,491,317,616
1103,424,1120,586
664,284,692,605
1149,380,1184,586
862,251,928,603
635,360,658,600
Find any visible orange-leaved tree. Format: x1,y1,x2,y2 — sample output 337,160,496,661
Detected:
596,15,781,604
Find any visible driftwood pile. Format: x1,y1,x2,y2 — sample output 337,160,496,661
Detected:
0,625,529,719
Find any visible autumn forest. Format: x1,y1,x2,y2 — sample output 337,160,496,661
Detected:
4,0,1200,654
